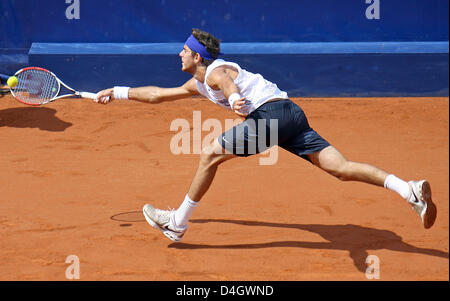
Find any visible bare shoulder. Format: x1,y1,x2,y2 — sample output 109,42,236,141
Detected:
207,65,238,88
181,77,200,94
209,65,238,78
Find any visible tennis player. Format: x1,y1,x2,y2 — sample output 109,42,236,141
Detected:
95,29,437,242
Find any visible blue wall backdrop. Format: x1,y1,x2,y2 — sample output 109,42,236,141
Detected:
1,0,449,97
1,0,449,47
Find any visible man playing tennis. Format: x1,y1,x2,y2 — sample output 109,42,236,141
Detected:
95,29,437,242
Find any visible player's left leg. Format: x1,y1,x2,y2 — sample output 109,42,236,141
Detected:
307,145,437,229
307,145,389,186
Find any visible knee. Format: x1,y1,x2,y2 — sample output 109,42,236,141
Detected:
328,161,352,181
199,144,225,169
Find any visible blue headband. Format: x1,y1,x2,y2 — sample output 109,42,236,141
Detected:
185,34,221,60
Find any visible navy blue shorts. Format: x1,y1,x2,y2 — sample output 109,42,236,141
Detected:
218,99,330,161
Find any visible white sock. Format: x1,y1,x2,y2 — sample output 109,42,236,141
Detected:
174,194,198,228
384,174,411,200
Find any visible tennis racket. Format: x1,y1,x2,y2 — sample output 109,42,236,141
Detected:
0,67,106,106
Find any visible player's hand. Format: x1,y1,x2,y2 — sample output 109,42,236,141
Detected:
232,97,249,117
95,88,114,104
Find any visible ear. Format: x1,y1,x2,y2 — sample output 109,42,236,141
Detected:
193,53,202,64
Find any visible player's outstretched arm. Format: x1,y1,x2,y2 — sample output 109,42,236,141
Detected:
95,78,199,104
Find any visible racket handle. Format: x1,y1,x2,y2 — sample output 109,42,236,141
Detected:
78,92,111,102
78,92,97,99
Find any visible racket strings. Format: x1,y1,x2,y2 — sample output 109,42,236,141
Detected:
13,69,59,105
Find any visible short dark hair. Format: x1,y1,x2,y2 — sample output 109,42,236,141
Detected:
190,28,221,66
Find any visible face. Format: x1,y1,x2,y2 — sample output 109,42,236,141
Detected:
179,45,198,73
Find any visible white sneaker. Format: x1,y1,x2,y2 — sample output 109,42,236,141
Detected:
407,180,437,229
142,204,187,242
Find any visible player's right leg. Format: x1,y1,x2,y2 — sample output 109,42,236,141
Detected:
142,108,275,242
143,138,235,242
187,138,237,202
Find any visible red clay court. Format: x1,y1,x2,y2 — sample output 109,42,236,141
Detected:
0,95,448,280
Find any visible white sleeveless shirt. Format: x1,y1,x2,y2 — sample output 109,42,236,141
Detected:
195,59,288,114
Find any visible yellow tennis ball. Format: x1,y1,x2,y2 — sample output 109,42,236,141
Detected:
7,76,18,88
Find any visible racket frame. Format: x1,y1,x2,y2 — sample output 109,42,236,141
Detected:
11,67,97,106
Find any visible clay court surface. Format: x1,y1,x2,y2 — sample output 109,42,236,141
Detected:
0,95,448,281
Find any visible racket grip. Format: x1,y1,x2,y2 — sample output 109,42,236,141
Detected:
79,92,110,101
78,92,97,99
